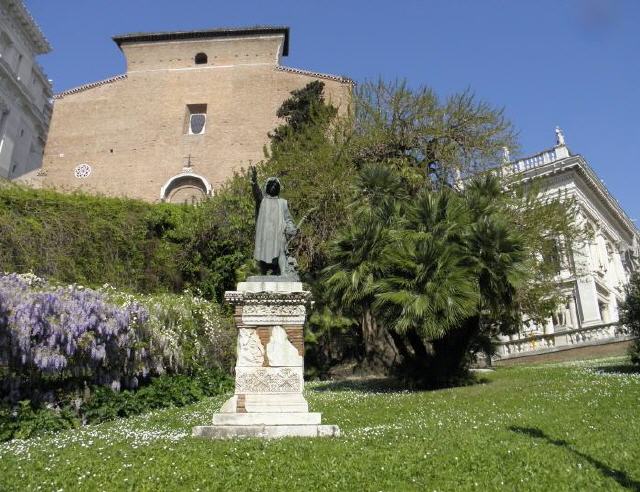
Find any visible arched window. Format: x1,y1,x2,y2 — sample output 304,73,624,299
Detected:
195,52,208,65
160,173,212,204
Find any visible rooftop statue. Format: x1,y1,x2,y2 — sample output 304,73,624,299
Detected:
251,168,299,279
555,126,566,146
502,146,511,163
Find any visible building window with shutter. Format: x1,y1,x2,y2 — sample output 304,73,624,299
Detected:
185,104,207,135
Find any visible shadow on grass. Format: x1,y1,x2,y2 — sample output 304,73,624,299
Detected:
510,426,640,491
310,375,491,394
310,377,409,393
592,364,640,376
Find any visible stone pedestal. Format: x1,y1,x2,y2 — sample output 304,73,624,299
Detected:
192,280,340,439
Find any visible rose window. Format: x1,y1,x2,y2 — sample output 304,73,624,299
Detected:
74,163,92,179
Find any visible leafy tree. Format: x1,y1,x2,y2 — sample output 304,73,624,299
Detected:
178,171,256,302
255,78,578,383
322,88,578,385
499,179,582,327
322,80,521,380
425,176,528,385
352,79,517,189
324,164,530,385
374,188,481,378
258,81,356,274
619,271,640,365
269,80,339,146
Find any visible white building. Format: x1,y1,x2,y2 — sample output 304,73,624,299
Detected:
496,128,639,361
0,0,51,179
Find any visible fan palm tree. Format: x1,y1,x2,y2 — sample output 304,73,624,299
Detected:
372,175,527,386
322,163,407,371
324,166,528,383
373,190,478,370
428,176,527,384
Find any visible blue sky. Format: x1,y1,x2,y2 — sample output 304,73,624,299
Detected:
25,0,640,219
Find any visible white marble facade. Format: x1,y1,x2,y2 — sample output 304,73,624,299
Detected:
0,0,51,180
496,130,639,359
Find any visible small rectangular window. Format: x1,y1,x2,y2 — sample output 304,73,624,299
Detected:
185,104,207,135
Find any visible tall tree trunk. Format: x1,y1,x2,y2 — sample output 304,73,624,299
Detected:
358,307,402,374
429,315,480,387
388,329,412,361
406,329,429,360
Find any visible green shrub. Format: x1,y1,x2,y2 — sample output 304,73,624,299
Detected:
77,369,233,425
1,274,236,407
173,170,255,301
0,401,79,441
99,287,237,373
0,369,233,442
0,180,255,302
0,183,189,293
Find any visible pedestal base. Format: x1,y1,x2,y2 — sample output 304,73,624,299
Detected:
192,282,340,439
212,412,321,425
192,424,340,439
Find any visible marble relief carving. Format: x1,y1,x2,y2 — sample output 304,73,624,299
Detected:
236,329,264,367
241,304,306,325
235,367,302,393
267,325,303,367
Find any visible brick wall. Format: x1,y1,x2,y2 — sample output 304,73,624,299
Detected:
42,35,352,202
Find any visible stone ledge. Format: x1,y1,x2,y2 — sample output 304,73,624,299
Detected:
225,289,312,306
238,279,304,293
192,424,340,439
219,392,310,413
211,412,322,425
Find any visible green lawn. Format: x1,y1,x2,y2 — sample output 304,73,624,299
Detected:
1,357,639,491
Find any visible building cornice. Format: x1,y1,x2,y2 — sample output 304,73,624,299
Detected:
275,65,354,85
569,177,633,248
113,26,290,56
1,0,50,54
512,155,638,239
53,74,127,99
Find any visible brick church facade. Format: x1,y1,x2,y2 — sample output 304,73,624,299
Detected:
37,27,352,203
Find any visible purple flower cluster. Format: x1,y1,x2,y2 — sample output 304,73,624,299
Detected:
0,274,153,391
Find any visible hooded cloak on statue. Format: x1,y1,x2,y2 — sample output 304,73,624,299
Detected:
253,177,297,272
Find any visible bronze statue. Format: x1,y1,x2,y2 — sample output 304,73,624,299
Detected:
251,169,299,279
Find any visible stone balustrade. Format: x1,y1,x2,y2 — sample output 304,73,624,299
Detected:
502,148,558,176
496,322,635,360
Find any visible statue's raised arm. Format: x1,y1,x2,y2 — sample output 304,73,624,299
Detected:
250,166,263,221
253,177,299,279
